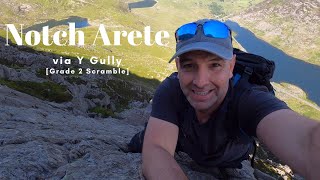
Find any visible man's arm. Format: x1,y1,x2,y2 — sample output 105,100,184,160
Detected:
142,116,188,180
256,109,320,179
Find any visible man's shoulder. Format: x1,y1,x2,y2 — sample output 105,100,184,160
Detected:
163,72,179,87
239,84,274,101
234,83,289,136
232,81,272,102
156,72,181,94
234,83,287,112
151,72,186,126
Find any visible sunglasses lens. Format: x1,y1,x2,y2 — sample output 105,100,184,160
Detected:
203,20,230,38
176,23,197,41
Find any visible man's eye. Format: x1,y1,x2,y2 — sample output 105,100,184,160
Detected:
182,64,193,69
210,63,221,67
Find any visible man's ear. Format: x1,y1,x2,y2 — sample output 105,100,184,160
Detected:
175,57,179,70
175,58,180,79
228,54,236,78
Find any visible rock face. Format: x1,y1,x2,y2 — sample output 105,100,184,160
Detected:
1,82,303,179
0,36,155,179
0,36,151,117
0,85,261,179
0,84,144,179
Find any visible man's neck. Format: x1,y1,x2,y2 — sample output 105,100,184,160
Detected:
195,102,220,124
196,111,211,124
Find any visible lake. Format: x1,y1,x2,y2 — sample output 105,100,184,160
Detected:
24,16,90,32
225,20,320,106
128,0,158,10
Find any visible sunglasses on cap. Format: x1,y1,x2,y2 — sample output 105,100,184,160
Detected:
175,20,231,42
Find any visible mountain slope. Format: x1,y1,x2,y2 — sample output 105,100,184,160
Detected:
230,0,320,65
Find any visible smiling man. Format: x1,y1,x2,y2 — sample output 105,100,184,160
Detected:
138,19,320,180
177,51,233,124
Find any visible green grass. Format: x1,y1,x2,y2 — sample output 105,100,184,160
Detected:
273,82,320,120
285,99,320,120
233,0,320,66
0,78,73,103
0,58,25,69
206,0,265,17
0,0,266,84
269,36,282,48
88,106,115,118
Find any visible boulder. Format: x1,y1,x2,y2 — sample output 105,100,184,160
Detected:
18,4,32,12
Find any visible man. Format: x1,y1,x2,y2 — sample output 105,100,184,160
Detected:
141,19,320,179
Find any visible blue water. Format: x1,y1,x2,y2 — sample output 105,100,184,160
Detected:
24,16,90,32
225,20,320,106
128,0,158,10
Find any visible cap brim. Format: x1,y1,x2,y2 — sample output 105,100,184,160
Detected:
168,42,233,63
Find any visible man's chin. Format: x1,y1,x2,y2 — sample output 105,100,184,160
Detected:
190,101,215,112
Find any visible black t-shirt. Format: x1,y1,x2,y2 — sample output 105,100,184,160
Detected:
151,72,289,167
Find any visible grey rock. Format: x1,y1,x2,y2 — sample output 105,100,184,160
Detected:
0,85,68,113
19,4,32,12
50,74,66,84
0,37,143,118
0,85,259,180
117,102,151,126
293,173,305,180
0,65,45,82
0,85,143,179
254,169,276,180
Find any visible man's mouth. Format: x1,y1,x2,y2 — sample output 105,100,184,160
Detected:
192,90,213,96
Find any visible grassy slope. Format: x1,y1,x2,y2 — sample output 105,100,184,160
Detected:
229,0,320,66
273,82,320,120
0,0,265,80
0,0,174,89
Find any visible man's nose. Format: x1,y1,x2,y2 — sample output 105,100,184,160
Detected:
193,68,210,88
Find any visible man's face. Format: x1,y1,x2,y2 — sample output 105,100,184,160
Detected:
176,50,236,114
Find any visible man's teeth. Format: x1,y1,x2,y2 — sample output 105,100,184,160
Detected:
194,91,210,95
